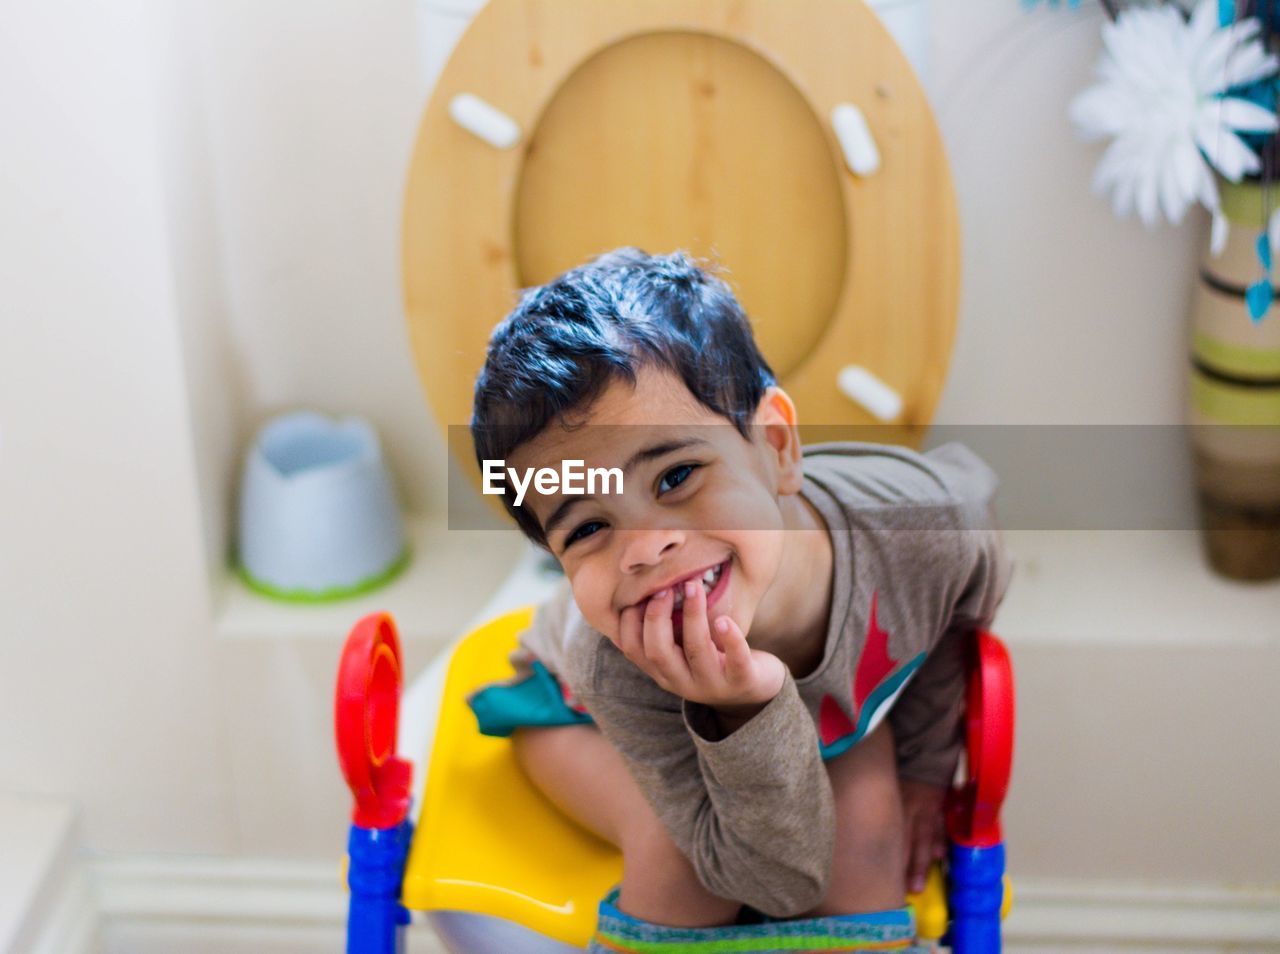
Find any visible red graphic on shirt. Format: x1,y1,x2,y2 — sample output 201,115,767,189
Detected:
854,592,898,712
817,591,898,747
818,694,855,745
559,679,590,715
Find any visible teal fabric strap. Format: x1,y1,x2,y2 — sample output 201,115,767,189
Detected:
467,660,595,737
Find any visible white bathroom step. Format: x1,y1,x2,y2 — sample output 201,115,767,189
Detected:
86,853,1280,953
0,794,92,954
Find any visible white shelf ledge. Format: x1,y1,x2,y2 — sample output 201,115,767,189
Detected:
213,515,531,644
444,530,1280,650
214,525,1279,649
998,530,1280,647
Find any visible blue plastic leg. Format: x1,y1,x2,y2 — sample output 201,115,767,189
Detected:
948,841,1004,954
346,820,413,954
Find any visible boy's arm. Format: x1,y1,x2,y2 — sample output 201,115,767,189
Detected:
577,649,835,919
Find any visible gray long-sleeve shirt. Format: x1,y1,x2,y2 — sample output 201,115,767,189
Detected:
485,441,1011,917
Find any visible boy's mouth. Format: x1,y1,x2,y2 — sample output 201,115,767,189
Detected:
672,561,724,610
637,559,726,607
637,559,730,642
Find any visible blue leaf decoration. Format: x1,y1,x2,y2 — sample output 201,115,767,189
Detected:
1258,231,1273,271
1246,279,1273,322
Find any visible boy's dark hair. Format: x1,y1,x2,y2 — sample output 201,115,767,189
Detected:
471,247,777,547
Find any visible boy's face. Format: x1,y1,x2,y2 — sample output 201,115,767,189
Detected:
509,365,805,646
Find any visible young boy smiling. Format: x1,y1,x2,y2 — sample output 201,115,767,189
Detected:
467,249,1010,947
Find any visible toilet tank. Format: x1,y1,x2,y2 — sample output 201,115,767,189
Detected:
414,0,932,104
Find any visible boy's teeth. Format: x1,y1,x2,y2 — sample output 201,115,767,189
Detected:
669,564,723,609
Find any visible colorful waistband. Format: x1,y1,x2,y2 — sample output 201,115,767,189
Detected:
588,887,928,953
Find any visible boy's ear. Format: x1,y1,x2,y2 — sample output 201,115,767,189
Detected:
754,386,804,495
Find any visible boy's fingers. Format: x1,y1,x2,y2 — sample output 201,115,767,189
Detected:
618,605,644,664
642,590,688,685
717,615,753,683
929,814,947,861
679,580,719,681
907,827,933,894
707,619,727,653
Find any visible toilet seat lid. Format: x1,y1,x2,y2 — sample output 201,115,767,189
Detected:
404,0,959,489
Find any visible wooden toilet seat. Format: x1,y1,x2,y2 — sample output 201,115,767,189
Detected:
403,0,959,485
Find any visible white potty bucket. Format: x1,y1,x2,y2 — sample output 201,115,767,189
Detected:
237,411,410,601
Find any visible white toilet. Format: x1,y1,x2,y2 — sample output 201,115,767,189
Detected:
394,1,960,949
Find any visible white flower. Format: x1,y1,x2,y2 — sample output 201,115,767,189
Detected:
1069,0,1279,243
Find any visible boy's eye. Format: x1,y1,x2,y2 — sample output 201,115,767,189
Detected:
564,520,605,548
658,463,699,494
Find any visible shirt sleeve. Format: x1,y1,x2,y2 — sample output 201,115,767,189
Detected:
575,647,835,919
889,447,1013,786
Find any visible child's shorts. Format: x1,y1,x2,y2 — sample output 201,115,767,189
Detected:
467,660,595,738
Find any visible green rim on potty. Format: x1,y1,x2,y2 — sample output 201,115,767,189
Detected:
236,411,410,602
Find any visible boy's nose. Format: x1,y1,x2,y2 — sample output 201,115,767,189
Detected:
618,527,684,574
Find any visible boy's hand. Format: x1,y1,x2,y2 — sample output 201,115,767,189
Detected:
900,778,948,894
617,577,786,718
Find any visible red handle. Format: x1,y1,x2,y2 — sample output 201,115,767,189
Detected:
947,630,1014,848
335,612,412,829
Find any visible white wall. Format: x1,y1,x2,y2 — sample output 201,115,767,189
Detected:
185,0,443,521
929,0,1201,427
186,0,1204,539
0,0,1269,890
0,0,235,853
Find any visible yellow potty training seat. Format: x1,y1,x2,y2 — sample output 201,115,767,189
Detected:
403,608,622,949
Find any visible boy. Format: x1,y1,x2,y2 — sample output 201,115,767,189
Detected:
466,248,1010,945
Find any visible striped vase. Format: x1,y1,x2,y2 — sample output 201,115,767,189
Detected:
1188,180,1280,581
